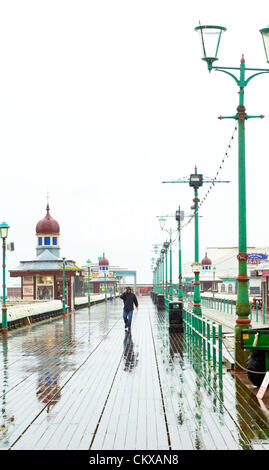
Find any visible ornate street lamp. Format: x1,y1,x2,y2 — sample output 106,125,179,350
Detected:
195,25,226,69
175,208,184,303
260,25,269,63
0,222,9,336
86,259,91,307
189,168,203,317
62,257,66,315
163,170,227,314
161,248,165,294
163,241,170,298
195,23,269,368
158,217,176,302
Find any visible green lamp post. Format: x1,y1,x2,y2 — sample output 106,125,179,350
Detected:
212,266,216,301
189,169,203,317
161,248,165,295
105,272,107,302
0,222,9,336
175,208,184,303
163,241,169,299
162,170,228,312
62,257,66,315
195,23,269,368
156,258,160,292
158,217,175,302
152,245,159,292
86,259,91,307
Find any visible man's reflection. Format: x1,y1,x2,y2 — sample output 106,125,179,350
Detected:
123,331,139,372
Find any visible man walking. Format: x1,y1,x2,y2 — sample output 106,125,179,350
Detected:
120,287,138,331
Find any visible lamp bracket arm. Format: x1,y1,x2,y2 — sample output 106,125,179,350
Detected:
244,70,269,86
213,67,240,86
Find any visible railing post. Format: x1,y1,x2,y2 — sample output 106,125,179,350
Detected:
202,317,206,357
213,322,216,367
207,320,211,362
218,324,223,375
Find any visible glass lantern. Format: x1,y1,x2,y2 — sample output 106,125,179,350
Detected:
260,25,269,63
0,222,9,239
195,25,226,67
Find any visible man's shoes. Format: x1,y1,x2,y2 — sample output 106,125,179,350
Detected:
125,327,128,331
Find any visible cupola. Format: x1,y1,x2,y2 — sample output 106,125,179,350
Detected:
99,252,109,271
36,204,60,258
201,252,212,270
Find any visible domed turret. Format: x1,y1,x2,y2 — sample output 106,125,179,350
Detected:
201,252,212,270
36,204,60,235
99,252,109,266
36,204,60,258
99,253,109,271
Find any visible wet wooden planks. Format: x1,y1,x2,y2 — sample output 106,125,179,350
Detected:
1,302,121,449
2,297,269,450
90,307,168,450
150,307,249,450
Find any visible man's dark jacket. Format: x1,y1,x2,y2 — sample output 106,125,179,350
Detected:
120,292,138,312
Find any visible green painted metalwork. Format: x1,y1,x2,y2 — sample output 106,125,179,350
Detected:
196,26,269,369
260,25,269,62
183,306,223,374
176,207,183,303
62,257,66,314
113,270,137,294
87,259,91,307
169,228,173,301
2,239,7,329
241,328,269,350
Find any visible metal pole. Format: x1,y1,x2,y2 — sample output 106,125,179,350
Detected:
105,272,107,302
62,257,66,315
88,266,90,307
213,267,216,300
235,56,251,368
169,228,173,300
165,249,168,298
193,169,202,317
178,206,183,303
2,239,7,333
162,254,165,294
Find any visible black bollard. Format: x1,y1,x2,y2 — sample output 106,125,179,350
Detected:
168,301,183,332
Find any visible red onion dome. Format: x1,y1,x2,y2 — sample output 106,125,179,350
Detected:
99,252,109,266
36,204,60,235
201,252,212,265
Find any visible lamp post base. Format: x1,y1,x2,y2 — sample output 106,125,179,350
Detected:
1,328,8,340
235,326,250,370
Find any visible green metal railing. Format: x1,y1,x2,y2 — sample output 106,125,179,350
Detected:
183,306,223,374
184,292,268,325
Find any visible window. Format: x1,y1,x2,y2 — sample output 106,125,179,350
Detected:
228,284,233,293
44,237,51,246
53,237,58,246
221,284,226,293
38,237,42,246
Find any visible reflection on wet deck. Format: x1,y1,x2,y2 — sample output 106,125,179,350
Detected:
0,297,269,450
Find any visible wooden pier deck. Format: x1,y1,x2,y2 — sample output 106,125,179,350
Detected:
1,297,269,451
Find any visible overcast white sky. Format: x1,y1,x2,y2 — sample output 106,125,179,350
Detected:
2,0,269,285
